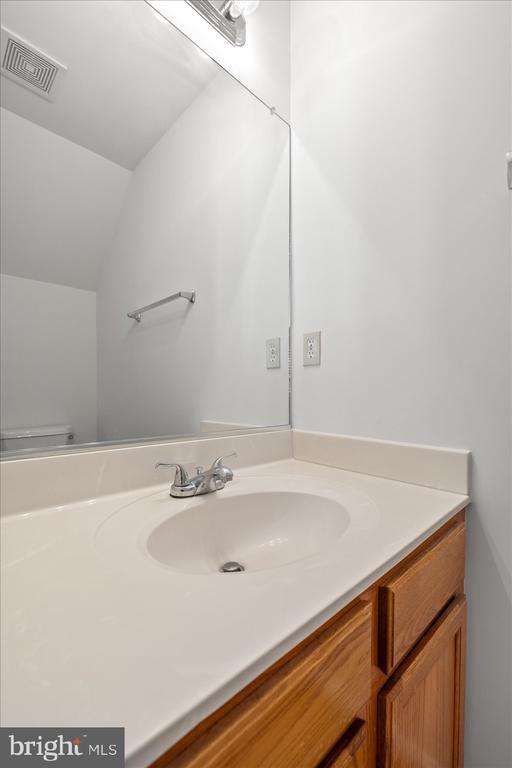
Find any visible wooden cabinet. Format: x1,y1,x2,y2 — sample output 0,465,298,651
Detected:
378,596,466,768
162,602,372,768
152,512,466,768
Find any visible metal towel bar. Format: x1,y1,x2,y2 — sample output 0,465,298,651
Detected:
127,291,196,322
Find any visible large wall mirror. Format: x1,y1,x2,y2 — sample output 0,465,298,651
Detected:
0,0,290,457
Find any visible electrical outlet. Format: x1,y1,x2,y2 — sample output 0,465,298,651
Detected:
303,331,321,366
266,337,281,369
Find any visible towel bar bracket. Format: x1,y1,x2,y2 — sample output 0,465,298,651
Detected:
127,291,196,322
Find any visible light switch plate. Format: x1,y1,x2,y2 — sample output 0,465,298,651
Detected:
266,337,281,369
303,331,321,366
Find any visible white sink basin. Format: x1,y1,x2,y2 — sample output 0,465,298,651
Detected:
94,473,379,578
146,490,350,574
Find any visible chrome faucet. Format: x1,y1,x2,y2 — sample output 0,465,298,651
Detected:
155,452,236,498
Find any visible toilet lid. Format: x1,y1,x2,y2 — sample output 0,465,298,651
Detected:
0,425,72,439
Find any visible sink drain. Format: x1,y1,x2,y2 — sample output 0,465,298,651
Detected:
219,561,245,573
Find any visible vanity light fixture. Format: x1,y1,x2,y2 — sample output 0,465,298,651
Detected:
185,0,260,47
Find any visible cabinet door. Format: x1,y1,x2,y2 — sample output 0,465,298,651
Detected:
378,597,466,768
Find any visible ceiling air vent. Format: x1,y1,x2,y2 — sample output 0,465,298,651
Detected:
1,27,66,101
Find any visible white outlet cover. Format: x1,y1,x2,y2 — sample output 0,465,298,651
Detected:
266,337,281,369
303,331,321,366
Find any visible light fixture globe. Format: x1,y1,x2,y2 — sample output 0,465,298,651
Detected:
230,1,260,18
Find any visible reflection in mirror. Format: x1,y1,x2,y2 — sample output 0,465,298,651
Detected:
0,0,290,457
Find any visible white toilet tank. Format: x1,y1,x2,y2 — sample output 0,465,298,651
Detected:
0,425,74,452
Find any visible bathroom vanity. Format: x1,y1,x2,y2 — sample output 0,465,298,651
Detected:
151,510,466,768
1,430,469,768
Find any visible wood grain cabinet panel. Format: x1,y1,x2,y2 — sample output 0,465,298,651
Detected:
378,596,467,768
379,522,465,672
160,601,372,768
319,711,369,768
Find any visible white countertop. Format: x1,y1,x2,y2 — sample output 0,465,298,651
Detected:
1,458,468,767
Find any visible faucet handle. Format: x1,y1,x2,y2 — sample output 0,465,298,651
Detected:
155,462,189,486
210,452,237,471
209,452,237,484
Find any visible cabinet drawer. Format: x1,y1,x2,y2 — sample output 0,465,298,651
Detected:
319,710,369,768
166,601,372,768
379,521,465,672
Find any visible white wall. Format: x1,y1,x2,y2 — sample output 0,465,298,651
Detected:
291,1,511,766
0,275,97,444
148,0,290,122
0,108,131,291
0,108,128,448
97,71,289,442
